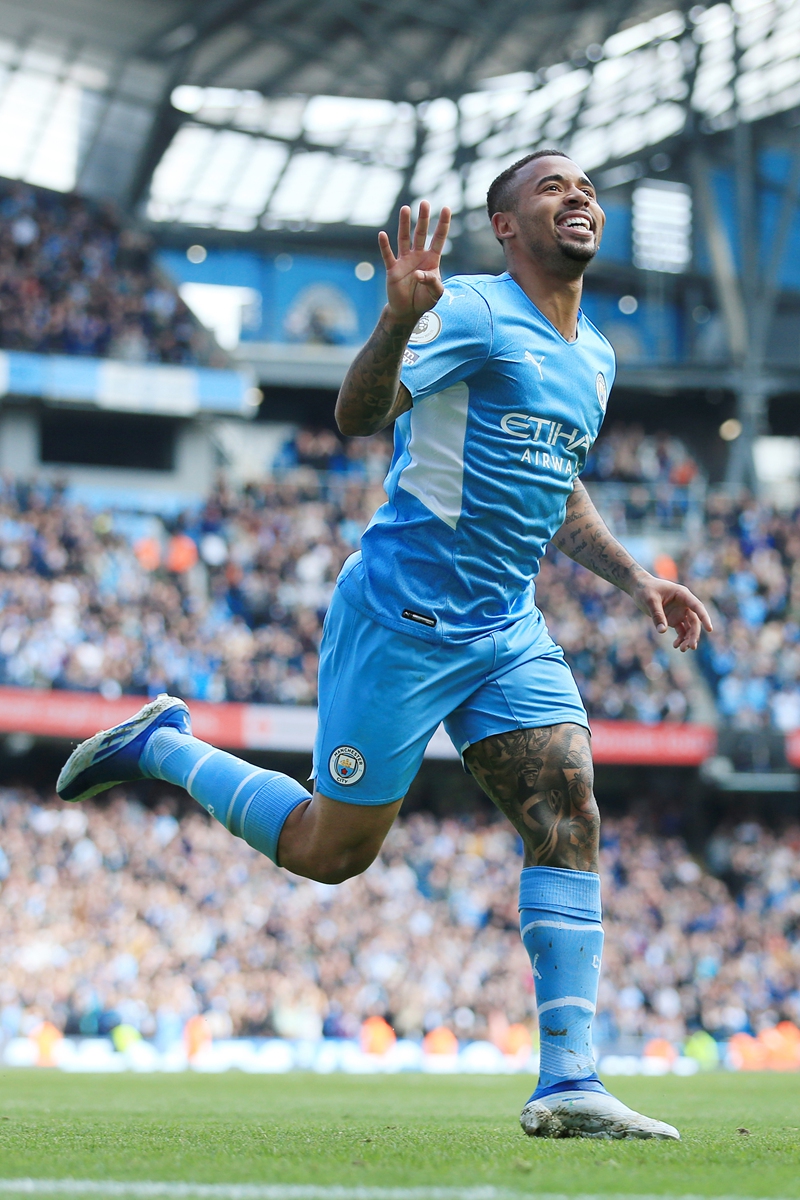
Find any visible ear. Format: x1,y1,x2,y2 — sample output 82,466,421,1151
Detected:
491,211,516,241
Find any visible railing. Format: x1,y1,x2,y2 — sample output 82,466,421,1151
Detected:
585,479,707,536
269,466,709,534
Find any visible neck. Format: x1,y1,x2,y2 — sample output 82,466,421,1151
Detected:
505,255,584,341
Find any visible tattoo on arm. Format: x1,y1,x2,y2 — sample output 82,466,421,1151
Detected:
464,723,599,872
551,479,647,594
335,310,414,436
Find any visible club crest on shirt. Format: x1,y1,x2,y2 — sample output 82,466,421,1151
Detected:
596,372,608,412
408,310,442,345
329,745,366,785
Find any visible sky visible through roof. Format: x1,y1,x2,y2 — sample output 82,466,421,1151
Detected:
0,2,797,230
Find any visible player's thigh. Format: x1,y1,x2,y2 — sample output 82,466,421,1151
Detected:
305,788,403,858
312,587,455,805
452,650,598,869
465,722,598,870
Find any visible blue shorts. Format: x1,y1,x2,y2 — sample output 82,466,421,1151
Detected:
312,587,588,804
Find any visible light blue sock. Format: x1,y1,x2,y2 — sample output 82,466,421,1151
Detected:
140,729,311,865
519,866,604,1095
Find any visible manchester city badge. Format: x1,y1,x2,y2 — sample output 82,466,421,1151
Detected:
596,372,608,412
329,745,366,785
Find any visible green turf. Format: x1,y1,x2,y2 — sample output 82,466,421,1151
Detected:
0,1070,799,1196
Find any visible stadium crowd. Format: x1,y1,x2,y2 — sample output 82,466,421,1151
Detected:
0,423,798,730
0,458,692,720
0,180,213,365
582,422,699,488
0,789,798,1050
690,495,800,733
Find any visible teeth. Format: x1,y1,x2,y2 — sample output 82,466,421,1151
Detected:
563,218,590,229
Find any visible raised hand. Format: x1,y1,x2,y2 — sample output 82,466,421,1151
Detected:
378,201,451,324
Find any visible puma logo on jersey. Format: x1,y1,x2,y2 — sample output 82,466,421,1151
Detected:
524,351,545,379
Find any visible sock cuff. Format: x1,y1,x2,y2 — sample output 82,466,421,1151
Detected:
140,728,204,778
240,773,311,864
519,866,601,919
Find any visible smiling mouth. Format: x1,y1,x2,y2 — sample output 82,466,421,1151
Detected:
556,214,593,235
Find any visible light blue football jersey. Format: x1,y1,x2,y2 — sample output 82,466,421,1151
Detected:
337,271,616,644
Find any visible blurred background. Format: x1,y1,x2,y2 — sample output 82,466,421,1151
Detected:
0,0,800,1077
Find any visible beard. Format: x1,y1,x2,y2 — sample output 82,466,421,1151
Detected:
556,235,598,263
517,215,598,273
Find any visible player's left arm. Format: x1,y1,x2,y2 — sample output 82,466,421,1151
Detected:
551,478,713,652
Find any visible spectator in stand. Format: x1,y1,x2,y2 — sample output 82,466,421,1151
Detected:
0,789,797,1049
0,180,217,366
686,493,800,731
537,549,697,724
274,427,392,483
583,423,698,486
2,424,800,733
0,459,695,721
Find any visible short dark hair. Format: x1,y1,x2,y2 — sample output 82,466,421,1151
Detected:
486,148,571,219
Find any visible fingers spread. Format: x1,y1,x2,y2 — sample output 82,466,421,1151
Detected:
429,207,452,255
378,230,396,270
397,205,412,255
413,201,430,252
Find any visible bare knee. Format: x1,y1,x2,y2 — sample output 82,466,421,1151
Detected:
289,844,379,884
277,790,401,881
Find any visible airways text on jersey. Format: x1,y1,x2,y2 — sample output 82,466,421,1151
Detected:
500,410,592,480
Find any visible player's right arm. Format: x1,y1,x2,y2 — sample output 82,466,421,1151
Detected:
335,202,451,437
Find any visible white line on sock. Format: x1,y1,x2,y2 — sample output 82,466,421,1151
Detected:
0,1185,781,1200
227,772,262,811
221,768,262,835
520,920,602,937
186,750,220,795
537,996,596,1016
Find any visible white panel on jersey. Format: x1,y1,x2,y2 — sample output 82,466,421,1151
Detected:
397,382,469,530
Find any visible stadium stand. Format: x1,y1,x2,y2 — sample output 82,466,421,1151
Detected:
691,496,800,734
0,426,695,720
1,423,797,733
0,179,217,366
0,790,797,1055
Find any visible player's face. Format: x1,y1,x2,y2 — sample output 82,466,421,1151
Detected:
508,156,605,267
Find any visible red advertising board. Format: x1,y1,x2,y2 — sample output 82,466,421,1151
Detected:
0,686,246,748
0,686,718,766
590,719,717,766
786,731,800,768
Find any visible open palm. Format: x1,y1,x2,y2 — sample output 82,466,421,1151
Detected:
379,201,451,323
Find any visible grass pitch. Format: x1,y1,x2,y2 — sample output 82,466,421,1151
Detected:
0,1070,799,1197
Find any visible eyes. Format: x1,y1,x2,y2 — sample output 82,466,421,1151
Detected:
543,183,596,199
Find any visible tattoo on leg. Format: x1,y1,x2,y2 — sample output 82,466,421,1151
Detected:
464,723,599,871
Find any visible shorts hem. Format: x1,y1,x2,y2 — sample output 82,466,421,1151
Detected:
313,781,406,807
458,711,591,755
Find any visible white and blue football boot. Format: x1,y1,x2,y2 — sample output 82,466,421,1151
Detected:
57,693,191,802
520,1076,680,1140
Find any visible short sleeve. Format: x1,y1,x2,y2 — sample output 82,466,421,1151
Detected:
399,279,493,402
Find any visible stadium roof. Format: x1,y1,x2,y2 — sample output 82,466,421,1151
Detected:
0,0,798,234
